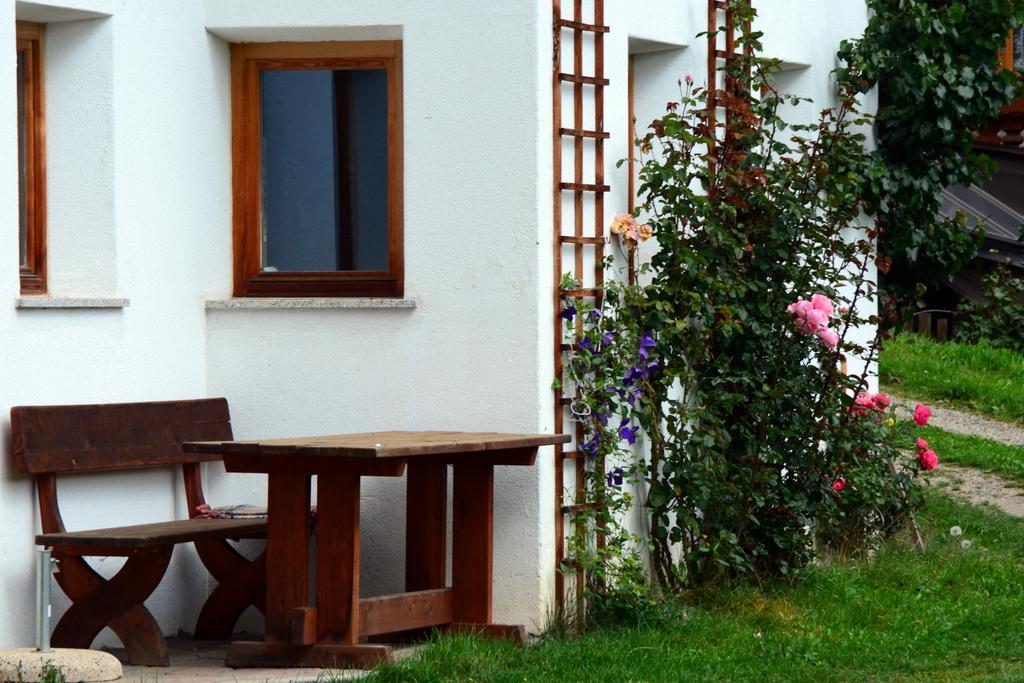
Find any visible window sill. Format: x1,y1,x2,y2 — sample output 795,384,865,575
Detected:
16,296,129,310
205,297,417,311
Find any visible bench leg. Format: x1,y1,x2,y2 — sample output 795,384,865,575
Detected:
193,541,266,640
51,546,173,666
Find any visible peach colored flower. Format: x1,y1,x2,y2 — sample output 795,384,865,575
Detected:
610,213,637,235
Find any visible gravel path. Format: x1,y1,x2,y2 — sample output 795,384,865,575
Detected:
888,396,1024,518
927,462,1024,518
891,396,1024,447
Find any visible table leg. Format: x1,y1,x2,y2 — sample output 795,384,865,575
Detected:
316,472,361,644
264,473,311,643
228,470,391,669
451,462,493,624
405,462,447,592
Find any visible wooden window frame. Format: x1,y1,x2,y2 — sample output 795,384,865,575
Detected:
231,40,404,298
17,21,46,294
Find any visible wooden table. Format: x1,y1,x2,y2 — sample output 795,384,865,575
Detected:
183,431,569,669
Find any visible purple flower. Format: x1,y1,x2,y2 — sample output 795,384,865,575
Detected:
638,332,657,360
581,433,602,457
606,467,625,487
578,336,592,350
588,309,603,322
618,419,639,445
597,412,610,427
602,331,616,346
623,366,645,386
560,305,577,322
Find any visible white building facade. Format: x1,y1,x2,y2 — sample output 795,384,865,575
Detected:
0,0,870,649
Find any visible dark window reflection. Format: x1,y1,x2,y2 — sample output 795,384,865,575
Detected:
260,68,389,272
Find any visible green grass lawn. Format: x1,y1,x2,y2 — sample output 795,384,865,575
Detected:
915,423,1024,484
366,494,1024,682
880,334,1024,425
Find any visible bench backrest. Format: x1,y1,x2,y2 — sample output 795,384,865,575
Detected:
11,398,233,475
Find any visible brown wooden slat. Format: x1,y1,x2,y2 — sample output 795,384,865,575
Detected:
561,287,602,297
559,127,610,139
558,182,610,192
555,18,610,33
559,450,587,460
561,502,603,515
359,588,454,637
557,73,610,86
559,236,605,244
36,518,266,551
12,398,232,474
714,49,742,60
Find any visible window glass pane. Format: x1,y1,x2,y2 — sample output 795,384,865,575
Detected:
260,68,389,273
1015,29,1024,71
17,49,27,268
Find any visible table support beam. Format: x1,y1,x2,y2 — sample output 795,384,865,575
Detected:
264,473,311,643
405,462,447,592
316,473,361,645
451,463,494,624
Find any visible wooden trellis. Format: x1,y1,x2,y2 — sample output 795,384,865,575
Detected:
552,0,608,610
707,0,752,154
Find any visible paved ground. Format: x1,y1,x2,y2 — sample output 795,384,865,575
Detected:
115,638,397,682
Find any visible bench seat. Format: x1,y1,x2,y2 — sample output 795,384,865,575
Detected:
12,397,268,666
37,518,267,553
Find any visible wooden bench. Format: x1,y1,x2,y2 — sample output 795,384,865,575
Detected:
11,398,268,666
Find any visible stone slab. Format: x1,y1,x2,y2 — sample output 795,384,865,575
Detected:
0,648,121,682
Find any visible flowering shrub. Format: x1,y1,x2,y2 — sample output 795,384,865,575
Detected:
560,0,939,596
955,266,1024,352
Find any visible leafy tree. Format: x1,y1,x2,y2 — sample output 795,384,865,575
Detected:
837,0,1024,305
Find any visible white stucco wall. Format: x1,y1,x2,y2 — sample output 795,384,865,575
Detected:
0,0,872,652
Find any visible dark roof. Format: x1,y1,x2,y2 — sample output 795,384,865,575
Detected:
940,184,1023,244
940,183,1024,270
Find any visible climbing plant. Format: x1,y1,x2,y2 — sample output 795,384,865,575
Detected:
559,0,938,598
836,0,1024,306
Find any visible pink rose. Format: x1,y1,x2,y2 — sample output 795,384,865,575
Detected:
916,438,929,452
787,300,811,317
810,294,835,316
817,328,839,350
918,449,938,471
803,308,828,333
685,74,694,85
913,404,931,427
872,394,891,410
851,394,873,415
833,477,846,492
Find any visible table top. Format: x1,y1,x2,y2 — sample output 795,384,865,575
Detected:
183,430,570,460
